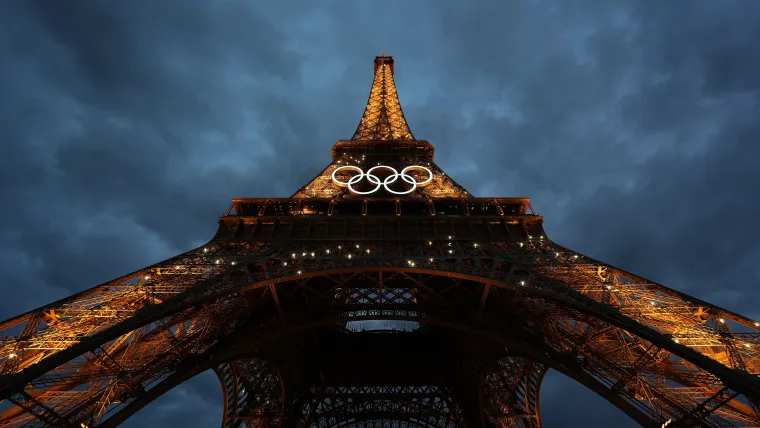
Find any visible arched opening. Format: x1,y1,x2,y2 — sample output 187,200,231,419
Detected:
113,357,284,428
99,314,654,427
120,370,223,428
110,338,644,428
3,267,756,427
539,369,639,428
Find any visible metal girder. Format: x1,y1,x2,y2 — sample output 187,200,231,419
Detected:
0,235,759,427
214,215,540,242
215,358,283,427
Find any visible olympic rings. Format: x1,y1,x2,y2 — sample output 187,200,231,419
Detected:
331,164,434,195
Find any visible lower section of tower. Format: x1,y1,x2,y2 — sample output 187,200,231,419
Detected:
217,326,543,427
2,227,759,427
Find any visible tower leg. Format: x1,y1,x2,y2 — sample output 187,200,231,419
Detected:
481,357,545,428
215,358,283,427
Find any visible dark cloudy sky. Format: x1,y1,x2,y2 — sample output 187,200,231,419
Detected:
2,1,760,427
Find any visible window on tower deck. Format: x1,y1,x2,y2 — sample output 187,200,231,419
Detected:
345,319,420,333
341,286,421,333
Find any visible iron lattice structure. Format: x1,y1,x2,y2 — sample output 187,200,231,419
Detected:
0,55,759,428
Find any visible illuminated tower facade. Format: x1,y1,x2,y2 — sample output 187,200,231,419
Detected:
0,55,759,428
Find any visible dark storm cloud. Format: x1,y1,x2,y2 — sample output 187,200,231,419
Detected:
1,1,758,427
419,1,760,317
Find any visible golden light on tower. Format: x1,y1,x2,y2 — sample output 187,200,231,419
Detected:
0,54,758,427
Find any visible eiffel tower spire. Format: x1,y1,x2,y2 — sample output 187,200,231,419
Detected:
290,55,469,199
351,54,416,141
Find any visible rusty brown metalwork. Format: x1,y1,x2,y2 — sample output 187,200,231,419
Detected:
0,55,758,427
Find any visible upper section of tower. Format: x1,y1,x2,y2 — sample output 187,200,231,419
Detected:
351,55,416,141
290,55,470,200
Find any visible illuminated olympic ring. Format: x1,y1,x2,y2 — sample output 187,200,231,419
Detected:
331,165,434,195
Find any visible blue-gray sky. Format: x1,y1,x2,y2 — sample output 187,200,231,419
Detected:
2,1,760,427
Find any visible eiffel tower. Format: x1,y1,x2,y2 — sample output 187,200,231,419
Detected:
0,55,759,428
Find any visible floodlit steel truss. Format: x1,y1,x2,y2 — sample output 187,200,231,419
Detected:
351,56,414,141
1,235,758,427
0,55,758,427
